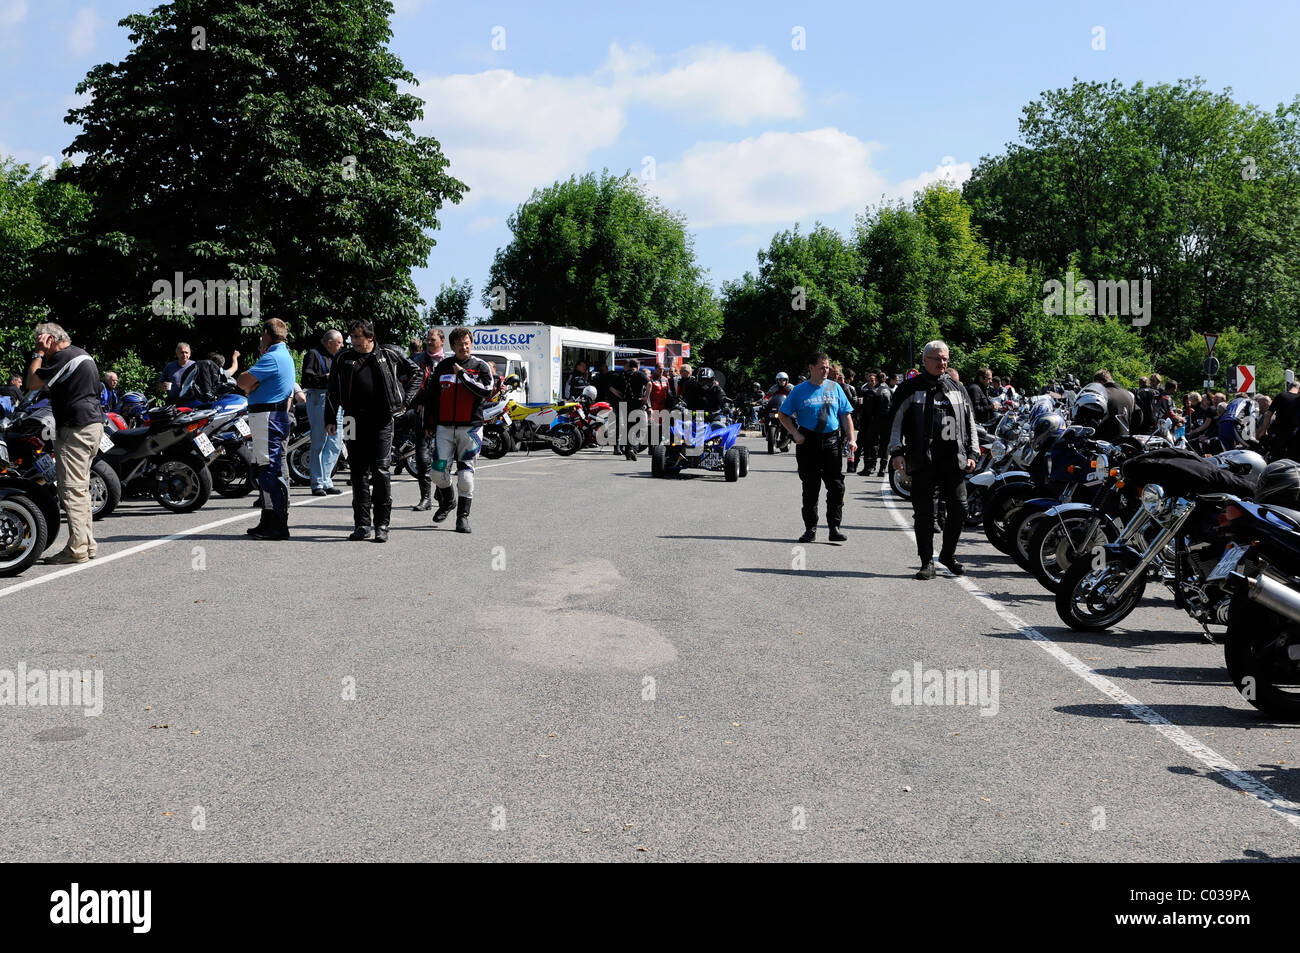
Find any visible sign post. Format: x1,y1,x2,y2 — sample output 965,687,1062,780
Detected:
1233,365,1256,394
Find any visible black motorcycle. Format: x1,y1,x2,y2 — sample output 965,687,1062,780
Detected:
1218,469,1300,717
101,404,220,513
0,438,62,576
1054,452,1257,633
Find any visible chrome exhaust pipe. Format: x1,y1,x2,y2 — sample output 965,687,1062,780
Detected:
1246,573,1300,625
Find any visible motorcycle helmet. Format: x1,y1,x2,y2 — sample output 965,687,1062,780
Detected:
120,391,147,421
1073,388,1107,428
699,368,715,380
1031,412,1065,452
1257,459,1300,508
581,385,597,402
1213,448,1267,481
775,372,789,382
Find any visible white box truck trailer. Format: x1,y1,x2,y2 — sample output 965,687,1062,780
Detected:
431,323,618,403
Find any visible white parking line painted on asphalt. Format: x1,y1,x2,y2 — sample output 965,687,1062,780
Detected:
0,455,555,601
879,479,1300,833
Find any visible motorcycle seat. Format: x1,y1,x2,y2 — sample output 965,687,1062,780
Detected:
106,427,149,448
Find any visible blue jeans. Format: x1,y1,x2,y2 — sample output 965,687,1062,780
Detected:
307,389,342,489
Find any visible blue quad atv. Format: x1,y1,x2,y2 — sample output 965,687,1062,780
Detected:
649,412,750,482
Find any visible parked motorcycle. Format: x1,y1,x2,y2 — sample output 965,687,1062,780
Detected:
1219,460,1300,717
100,403,220,513
0,437,62,575
0,391,122,519
1054,451,1259,632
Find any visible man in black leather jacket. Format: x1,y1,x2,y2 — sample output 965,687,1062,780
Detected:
325,320,421,542
887,341,979,579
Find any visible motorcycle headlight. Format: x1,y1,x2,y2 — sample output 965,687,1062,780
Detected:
1141,483,1166,517
991,439,1007,462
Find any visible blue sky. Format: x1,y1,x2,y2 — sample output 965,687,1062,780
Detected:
2,0,1298,318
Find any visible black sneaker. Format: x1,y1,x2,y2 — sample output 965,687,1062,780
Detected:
938,555,965,576
349,527,372,541
798,528,816,544
374,526,389,543
324,487,343,495
914,561,936,580
311,488,327,497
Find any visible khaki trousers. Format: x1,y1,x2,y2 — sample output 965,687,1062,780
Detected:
55,421,103,558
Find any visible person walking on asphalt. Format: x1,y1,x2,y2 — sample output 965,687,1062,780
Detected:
407,328,445,511
777,353,857,544
887,340,978,579
424,327,496,534
326,320,421,542
27,321,103,564
301,329,345,497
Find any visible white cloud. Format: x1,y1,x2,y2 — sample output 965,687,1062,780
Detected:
0,0,28,28
890,160,973,202
648,128,888,228
411,44,806,207
67,6,103,55
413,70,625,206
467,215,498,235
606,43,803,125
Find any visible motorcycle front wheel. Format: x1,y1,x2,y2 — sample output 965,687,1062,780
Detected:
1055,559,1147,631
1029,513,1120,593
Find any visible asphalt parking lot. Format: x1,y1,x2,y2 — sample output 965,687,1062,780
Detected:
2,437,1298,861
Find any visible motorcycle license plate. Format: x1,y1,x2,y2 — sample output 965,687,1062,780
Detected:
194,433,216,458
99,434,114,453
234,418,251,437
1207,543,1247,582
35,454,56,480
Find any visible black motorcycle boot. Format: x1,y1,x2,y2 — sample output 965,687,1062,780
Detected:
245,509,270,536
374,525,389,543
249,512,289,541
829,525,847,542
455,496,472,534
432,486,456,523
412,475,433,511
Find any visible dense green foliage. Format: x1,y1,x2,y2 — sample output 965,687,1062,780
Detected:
485,171,723,345
48,0,464,369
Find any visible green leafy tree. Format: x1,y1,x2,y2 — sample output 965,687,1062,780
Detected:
0,158,92,372
53,0,465,364
432,277,473,324
714,224,867,387
964,78,1300,361
854,184,1047,385
485,170,721,344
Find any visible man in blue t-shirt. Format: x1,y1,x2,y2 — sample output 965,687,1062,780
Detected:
777,352,857,544
236,319,296,540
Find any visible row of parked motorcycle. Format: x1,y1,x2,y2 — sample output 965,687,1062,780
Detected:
892,394,1300,718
